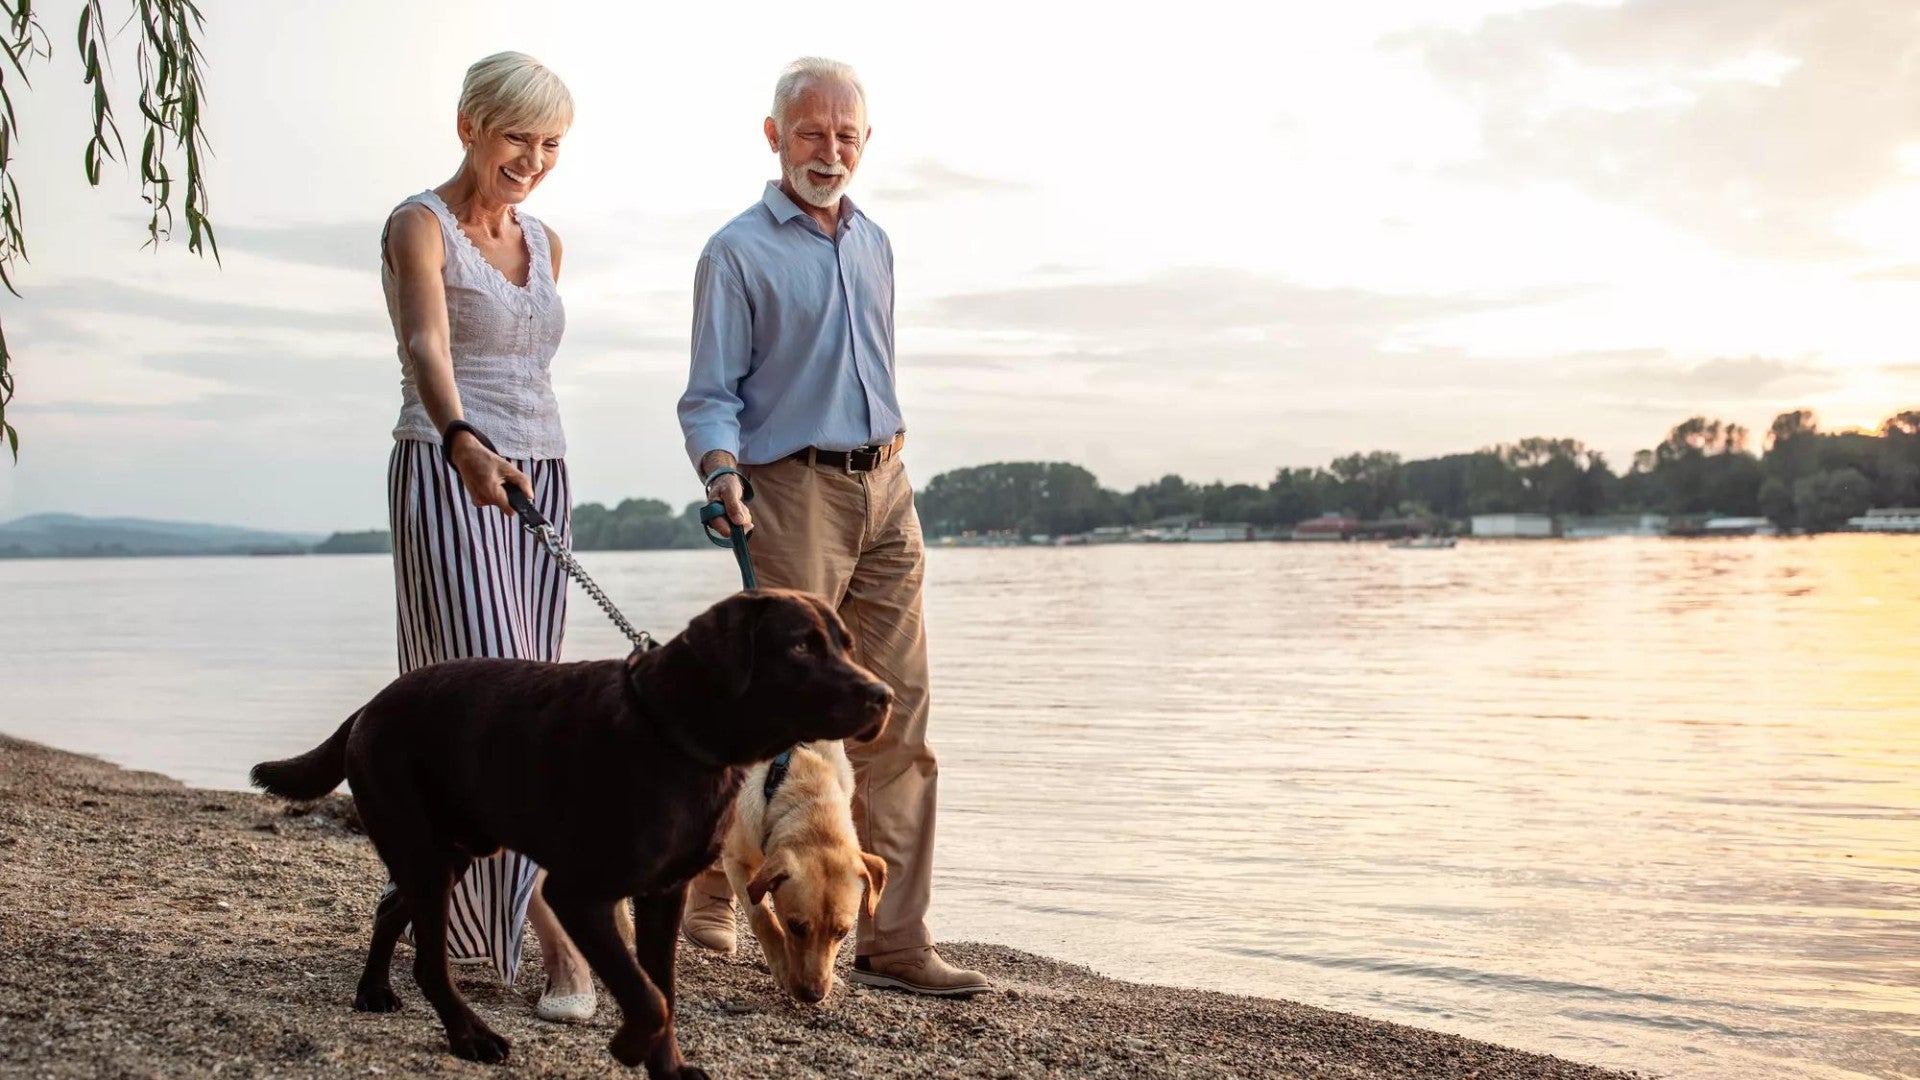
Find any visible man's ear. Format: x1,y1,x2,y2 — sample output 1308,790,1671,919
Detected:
686,594,759,698
748,856,791,907
859,852,888,920
764,115,780,153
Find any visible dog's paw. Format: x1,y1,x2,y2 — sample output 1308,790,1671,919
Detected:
608,1021,653,1068
352,983,402,1013
446,1022,511,1064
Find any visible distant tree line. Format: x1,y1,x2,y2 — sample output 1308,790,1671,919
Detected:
304,408,1919,551
314,530,391,554
310,499,712,555
570,499,710,550
915,409,1920,537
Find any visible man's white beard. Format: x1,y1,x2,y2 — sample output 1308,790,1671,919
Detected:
786,159,851,208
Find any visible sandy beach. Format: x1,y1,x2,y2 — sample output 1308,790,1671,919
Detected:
0,734,1641,1079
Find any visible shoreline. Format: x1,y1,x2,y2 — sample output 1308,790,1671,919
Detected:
0,734,1641,1078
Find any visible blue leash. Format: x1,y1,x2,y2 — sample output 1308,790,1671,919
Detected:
697,469,758,591
696,470,790,793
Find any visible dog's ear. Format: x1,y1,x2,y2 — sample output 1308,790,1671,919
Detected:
747,859,790,907
859,851,888,920
686,594,761,698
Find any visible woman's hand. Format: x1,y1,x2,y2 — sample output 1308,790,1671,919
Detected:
449,433,533,514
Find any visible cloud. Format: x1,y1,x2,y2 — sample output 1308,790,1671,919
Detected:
1561,352,1843,411
27,342,393,424
25,278,383,336
1854,264,1920,282
27,392,278,422
874,159,1029,202
921,267,1587,347
1393,0,1920,260
218,221,381,272
139,345,390,399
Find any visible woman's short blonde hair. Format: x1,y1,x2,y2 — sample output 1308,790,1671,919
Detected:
458,52,573,135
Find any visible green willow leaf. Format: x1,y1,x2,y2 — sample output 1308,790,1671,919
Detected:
0,0,219,461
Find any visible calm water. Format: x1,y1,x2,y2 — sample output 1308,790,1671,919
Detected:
3,538,1915,1079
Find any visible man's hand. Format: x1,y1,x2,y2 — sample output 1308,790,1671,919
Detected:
450,433,533,515
700,450,754,538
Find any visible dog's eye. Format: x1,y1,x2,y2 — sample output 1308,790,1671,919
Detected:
789,641,811,657
788,920,808,938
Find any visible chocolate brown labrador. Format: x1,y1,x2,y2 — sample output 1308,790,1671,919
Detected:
251,589,891,1079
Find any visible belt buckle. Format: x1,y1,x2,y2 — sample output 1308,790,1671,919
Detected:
846,445,878,473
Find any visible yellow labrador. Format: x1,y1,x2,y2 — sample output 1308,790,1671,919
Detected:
723,740,885,1002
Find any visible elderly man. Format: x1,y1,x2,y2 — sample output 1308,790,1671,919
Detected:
676,56,988,997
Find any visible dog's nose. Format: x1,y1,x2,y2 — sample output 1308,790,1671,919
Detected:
865,682,893,709
797,983,828,1004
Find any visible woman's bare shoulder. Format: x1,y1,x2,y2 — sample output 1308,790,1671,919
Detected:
384,201,444,270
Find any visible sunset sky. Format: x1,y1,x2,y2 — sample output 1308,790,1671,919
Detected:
1,0,1915,531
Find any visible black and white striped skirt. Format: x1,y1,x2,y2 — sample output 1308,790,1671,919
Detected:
385,437,571,984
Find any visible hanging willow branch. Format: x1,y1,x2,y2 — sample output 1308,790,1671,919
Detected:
0,0,216,461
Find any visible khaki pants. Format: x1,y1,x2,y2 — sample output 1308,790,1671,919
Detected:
692,453,936,955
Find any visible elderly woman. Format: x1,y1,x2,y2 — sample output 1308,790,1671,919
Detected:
378,51,594,1023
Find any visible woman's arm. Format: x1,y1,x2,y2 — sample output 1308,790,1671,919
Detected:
547,223,563,283
385,203,530,513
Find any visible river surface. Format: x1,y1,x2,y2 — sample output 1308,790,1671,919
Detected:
4,536,1915,1079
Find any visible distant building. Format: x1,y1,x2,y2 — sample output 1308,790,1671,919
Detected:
1088,525,1136,543
1291,513,1358,541
1849,508,1920,533
1702,517,1778,537
1149,514,1198,542
1187,522,1254,543
1563,514,1668,539
1470,513,1554,538
1354,517,1436,540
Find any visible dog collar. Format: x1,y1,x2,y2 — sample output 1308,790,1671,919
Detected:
763,749,793,801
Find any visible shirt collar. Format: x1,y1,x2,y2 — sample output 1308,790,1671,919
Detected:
761,180,863,231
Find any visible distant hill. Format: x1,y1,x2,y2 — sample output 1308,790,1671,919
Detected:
0,514,325,558
313,530,392,554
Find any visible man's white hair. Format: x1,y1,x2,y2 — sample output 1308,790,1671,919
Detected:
771,57,866,130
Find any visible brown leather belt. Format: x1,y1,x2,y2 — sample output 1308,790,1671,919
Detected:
788,434,906,472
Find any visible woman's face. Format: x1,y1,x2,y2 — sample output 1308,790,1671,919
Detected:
458,115,562,205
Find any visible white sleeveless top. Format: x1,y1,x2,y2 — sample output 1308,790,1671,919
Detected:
385,190,567,459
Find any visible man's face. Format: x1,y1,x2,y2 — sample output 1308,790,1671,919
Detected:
765,78,869,210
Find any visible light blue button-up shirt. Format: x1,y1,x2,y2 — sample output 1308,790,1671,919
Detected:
678,181,902,468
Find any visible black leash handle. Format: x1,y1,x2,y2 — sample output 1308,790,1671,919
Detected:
442,421,551,531
504,484,550,531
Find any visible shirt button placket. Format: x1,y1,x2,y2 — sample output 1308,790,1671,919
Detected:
836,235,882,442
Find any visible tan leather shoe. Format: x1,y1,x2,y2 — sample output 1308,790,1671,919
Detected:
850,947,991,997
680,888,737,955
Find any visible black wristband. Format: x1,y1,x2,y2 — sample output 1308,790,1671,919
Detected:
442,420,497,461
702,465,755,503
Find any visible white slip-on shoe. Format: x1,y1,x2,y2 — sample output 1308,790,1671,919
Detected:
535,982,598,1024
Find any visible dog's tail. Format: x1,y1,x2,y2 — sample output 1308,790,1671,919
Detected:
250,711,358,801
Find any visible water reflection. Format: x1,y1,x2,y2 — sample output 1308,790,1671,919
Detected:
2,537,1915,1079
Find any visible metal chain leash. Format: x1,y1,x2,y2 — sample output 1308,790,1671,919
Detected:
526,521,657,651
442,424,661,652
501,484,657,652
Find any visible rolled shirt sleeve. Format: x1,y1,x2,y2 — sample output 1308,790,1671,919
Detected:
678,251,752,468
